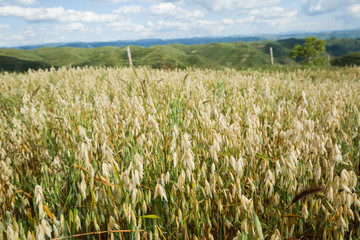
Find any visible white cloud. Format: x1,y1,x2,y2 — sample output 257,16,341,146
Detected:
56,23,85,32
192,20,225,34
107,21,149,32
148,19,226,37
222,19,234,25
55,23,102,33
250,7,297,19
0,33,25,41
16,0,38,5
152,19,225,35
106,18,227,38
235,10,296,27
12,35,25,40
0,6,119,22
149,3,204,19
174,0,281,11
107,21,153,37
113,5,145,14
302,0,356,15
0,24,10,28
68,22,85,31
235,16,255,23
87,0,130,3
156,20,189,31
348,4,360,18
23,26,36,37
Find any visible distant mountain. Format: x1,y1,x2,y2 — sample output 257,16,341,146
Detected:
15,36,266,49
1,38,360,72
9,29,360,50
260,29,360,41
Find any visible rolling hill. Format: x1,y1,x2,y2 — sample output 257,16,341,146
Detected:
0,55,51,72
331,52,360,66
1,38,360,72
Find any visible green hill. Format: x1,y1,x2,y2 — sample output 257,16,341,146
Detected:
331,52,360,66
0,55,51,72
1,38,360,72
325,38,360,57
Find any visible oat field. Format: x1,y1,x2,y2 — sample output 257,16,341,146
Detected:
0,66,360,239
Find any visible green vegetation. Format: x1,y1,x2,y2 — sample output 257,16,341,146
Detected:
0,55,50,72
326,38,360,57
290,37,327,66
331,51,360,66
1,38,360,72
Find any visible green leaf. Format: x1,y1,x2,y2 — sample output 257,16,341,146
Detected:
11,159,34,195
289,37,326,66
256,153,273,163
253,211,264,239
141,215,162,219
240,231,247,240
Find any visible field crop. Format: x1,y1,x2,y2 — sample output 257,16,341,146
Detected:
0,66,360,239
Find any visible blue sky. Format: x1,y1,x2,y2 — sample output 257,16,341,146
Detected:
0,0,359,47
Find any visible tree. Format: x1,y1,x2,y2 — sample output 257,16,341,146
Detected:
290,37,327,66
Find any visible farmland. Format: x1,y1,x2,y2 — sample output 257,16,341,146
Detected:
0,66,360,239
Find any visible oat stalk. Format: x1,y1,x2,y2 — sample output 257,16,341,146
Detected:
276,185,325,226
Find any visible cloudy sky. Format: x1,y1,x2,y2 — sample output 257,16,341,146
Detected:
0,0,359,47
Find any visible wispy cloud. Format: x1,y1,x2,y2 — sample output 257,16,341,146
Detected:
250,7,297,19
56,23,85,31
149,2,204,19
0,6,119,22
302,0,355,15
169,0,281,11
113,5,145,14
16,0,38,5
0,33,25,41
222,19,234,25
155,20,189,32
23,26,36,36
348,4,360,18
87,0,129,3
107,21,149,32
0,24,10,28
55,22,102,33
